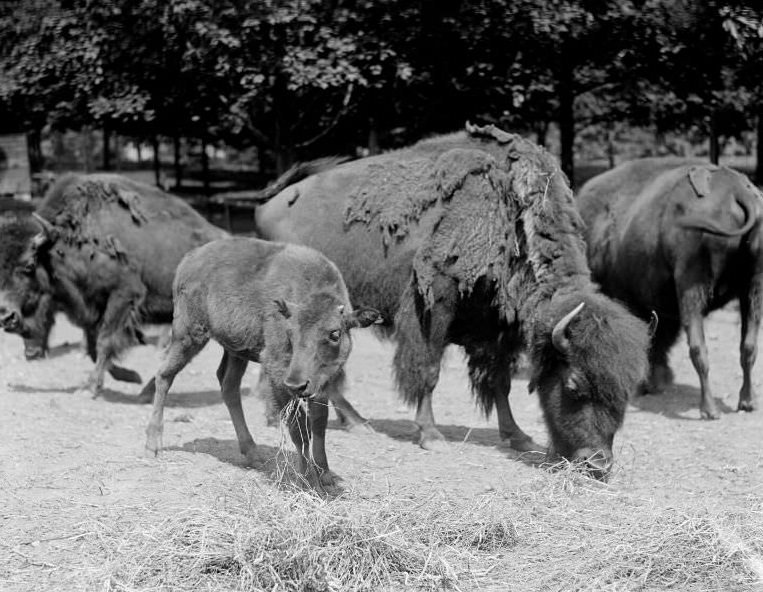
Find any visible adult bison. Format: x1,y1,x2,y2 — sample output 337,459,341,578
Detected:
577,158,763,419
0,174,228,395
254,123,650,478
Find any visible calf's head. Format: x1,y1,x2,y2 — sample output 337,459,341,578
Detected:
271,292,380,399
530,294,650,480
0,217,56,359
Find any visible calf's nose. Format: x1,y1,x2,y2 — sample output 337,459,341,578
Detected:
284,377,311,397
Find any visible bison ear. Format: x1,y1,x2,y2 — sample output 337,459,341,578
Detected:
274,299,291,319
688,166,713,198
344,306,382,329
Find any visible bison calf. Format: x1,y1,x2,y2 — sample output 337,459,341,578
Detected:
144,237,380,490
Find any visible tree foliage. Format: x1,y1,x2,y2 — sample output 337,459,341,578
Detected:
1,0,763,177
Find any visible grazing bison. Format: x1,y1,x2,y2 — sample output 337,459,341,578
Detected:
254,123,650,478
577,158,763,419
0,173,230,395
144,237,380,490
0,164,338,397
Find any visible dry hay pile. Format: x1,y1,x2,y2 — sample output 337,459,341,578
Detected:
6,469,753,592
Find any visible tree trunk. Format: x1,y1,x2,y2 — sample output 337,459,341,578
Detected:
368,117,380,155
173,134,183,189
709,111,720,165
607,126,616,169
535,121,549,148
114,134,122,171
557,67,575,186
756,102,763,185
152,136,162,188
28,129,42,171
82,126,94,173
200,139,210,197
102,124,111,170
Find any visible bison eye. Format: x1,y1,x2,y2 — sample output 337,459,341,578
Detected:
328,329,341,343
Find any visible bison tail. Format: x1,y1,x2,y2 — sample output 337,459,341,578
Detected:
250,156,350,205
677,189,761,237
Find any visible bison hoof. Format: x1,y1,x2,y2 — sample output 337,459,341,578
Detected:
76,384,102,399
506,436,546,455
737,399,756,413
418,429,449,452
700,407,721,420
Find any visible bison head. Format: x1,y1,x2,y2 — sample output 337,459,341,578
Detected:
0,216,57,359
529,293,650,480
267,292,381,399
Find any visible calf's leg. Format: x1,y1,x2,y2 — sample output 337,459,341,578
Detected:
145,329,207,456
218,350,258,465
738,278,762,412
308,397,335,487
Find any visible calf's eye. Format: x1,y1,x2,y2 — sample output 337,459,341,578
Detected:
328,329,341,343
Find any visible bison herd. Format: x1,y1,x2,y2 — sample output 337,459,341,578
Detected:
1,123,761,487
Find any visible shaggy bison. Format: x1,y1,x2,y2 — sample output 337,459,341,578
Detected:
0,164,336,397
577,158,763,419
0,173,229,395
254,123,650,478
144,237,380,490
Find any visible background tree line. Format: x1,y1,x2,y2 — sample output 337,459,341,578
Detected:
1,0,762,188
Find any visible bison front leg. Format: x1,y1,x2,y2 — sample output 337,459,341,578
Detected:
738,277,762,412
80,283,146,398
283,396,328,493
679,288,720,420
393,280,455,452
84,326,143,385
465,341,545,454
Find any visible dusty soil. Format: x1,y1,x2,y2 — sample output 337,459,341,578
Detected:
1,307,762,590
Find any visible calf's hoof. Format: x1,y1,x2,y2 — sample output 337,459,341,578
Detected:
319,469,339,488
108,365,143,384
700,406,721,420
646,364,674,393
76,384,102,399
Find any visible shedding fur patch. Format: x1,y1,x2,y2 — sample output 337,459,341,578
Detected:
344,126,590,326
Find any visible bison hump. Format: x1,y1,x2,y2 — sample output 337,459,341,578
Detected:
343,148,504,248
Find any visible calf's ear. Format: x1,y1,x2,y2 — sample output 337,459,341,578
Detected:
344,307,382,329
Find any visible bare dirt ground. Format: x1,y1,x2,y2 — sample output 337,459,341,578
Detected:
1,307,762,591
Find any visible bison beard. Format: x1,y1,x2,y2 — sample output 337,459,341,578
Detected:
257,123,651,479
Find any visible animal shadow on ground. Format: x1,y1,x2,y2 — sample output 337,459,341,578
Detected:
630,382,735,420
369,418,547,467
100,387,237,408
168,437,346,496
8,384,79,394
43,341,83,359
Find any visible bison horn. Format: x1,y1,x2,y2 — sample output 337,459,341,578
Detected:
551,302,585,355
31,213,57,241
647,310,659,338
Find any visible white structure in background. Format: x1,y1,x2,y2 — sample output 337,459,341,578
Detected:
0,134,32,200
